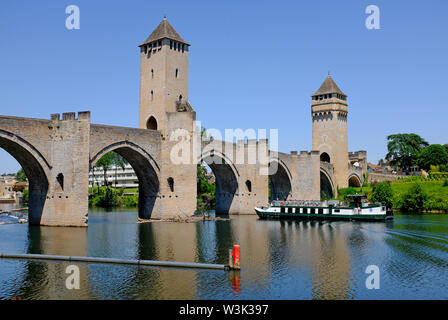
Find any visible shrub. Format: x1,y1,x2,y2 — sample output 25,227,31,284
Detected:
428,172,448,180
102,188,120,208
88,187,120,208
443,179,448,187
339,187,357,200
371,182,394,208
121,194,138,207
22,189,29,206
399,183,429,213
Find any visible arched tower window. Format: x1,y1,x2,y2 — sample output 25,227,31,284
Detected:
146,116,157,130
179,95,182,102
150,90,154,101
320,152,331,163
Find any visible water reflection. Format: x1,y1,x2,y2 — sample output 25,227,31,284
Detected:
1,210,448,299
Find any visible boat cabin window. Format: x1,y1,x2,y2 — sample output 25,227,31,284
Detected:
281,207,285,213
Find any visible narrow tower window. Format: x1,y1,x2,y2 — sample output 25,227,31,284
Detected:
179,95,182,102
245,180,252,193
167,177,174,192
56,173,64,192
175,68,179,78
151,69,154,79
151,90,154,100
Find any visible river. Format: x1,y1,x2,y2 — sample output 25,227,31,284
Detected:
0,206,447,300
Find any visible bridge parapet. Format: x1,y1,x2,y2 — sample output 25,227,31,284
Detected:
51,111,91,121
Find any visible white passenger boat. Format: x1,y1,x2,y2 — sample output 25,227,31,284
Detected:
255,195,393,221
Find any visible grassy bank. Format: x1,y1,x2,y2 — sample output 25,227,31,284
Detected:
337,178,448,213
89,187,138,208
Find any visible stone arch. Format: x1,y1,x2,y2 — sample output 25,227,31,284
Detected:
268,159,292,201
90,141,160,219
199,150,239,214
146,116,157,130
320,169,334,200
0,130,50,225
348,174,362,187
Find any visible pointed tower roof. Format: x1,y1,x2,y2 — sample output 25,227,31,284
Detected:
139,18,190,47
312,75,346,97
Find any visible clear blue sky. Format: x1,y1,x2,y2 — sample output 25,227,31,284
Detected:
0,0,447,173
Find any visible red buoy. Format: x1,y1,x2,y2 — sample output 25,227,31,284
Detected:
232,244,240,269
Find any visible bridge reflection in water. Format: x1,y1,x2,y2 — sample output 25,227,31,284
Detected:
1,210,448,299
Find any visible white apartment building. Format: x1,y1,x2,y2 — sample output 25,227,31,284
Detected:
89,164,139,188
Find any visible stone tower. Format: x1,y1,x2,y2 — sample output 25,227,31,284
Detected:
312,75,348,190
138,18,197,218
138,18,192,136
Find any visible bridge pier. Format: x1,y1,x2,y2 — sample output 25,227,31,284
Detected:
0,113,91,227
37,112,91,226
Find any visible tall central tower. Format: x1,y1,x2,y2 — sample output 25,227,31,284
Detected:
138,18,197,219
138,18,192,136
312,75,349,190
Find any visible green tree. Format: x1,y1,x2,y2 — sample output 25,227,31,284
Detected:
385,133,429,174
444,144,448,155
400,183,429,212
22,189,29,206
371,182,394,208
196,163,215,214
15,168,27,182
95,152,114,187
109,152,128,188
417,144,448,171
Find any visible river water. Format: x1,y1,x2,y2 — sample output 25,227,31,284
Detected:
0,205,447,300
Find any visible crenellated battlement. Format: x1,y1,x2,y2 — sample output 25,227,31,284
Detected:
51,111,91,121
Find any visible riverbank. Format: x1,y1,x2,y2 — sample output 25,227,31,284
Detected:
0,207,28,214
89,187,138,208
338,179,448,213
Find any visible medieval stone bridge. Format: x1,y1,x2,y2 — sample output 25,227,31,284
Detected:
0,110,366,227
0,112,329,226
0,18,368,227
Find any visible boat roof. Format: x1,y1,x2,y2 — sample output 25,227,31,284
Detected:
346,194,367,199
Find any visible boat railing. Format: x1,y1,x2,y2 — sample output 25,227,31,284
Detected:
272,200,326,207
